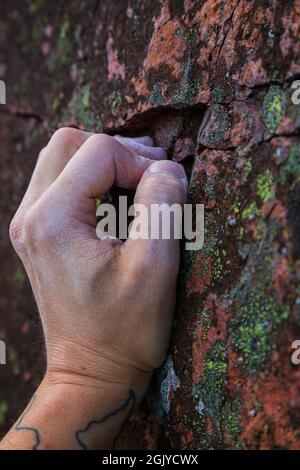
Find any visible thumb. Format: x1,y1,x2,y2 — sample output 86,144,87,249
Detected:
123,160,188,275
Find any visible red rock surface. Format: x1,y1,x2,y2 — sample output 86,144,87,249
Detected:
0,0,300,449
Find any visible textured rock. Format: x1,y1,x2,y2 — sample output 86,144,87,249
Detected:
1,0,300,449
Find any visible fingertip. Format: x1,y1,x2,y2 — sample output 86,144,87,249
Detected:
132,135,154,146
146,160,188,187
136,160,188,206
114,134,154,147
149,147,168,160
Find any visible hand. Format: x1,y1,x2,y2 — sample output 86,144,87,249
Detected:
3,128,188,449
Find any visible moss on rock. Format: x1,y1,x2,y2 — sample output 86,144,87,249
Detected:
263,86,286,134
230,289,289,374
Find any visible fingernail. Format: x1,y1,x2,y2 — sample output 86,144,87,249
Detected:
147,161,188,187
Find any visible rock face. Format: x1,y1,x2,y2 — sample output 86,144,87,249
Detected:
1,0,300,449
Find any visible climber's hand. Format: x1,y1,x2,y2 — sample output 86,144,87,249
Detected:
8,128,188,411
2,128,188,449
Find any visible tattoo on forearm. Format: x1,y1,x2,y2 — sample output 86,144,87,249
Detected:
15,394,41,450
75,389,136,450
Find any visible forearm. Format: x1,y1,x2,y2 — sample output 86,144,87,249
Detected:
0,376,145,450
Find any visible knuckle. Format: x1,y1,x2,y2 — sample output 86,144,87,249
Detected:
10,201,65,255
9,215,23,249
49,127,83,151
9,210,40,259
23,208,39,247
23,202,60,250
86,133,113,147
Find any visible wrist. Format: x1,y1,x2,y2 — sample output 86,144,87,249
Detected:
45,338,152,406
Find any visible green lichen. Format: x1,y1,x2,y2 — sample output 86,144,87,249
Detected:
81,84,90,109
28,0,39,13
175,26,197,45
263,85,286,134
241,159,252,184
196,310,212,341
253,400,264,414
171,57,198,105
67,85,102,132
220,399,241,448
110,89,123,115
31,23,43,42
232,197,241,214
192,342,227,423
46,15,78,72
175,27,188,43
200,213,230,284
227,217,290,375
242,201,260,221
9,349,20,376
213,248,231,281
46,54,57,73
256,170,275,202
230,289,289,375
0,401,8,426
14,265,25,283
192,342,230,448
149,84,164,106
58,18,71,63
278,142,300,187
211,86,227,103
192,415,207,446
51,97,60,111
74,24,83,45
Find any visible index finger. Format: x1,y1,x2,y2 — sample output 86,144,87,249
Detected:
46,133,160,225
